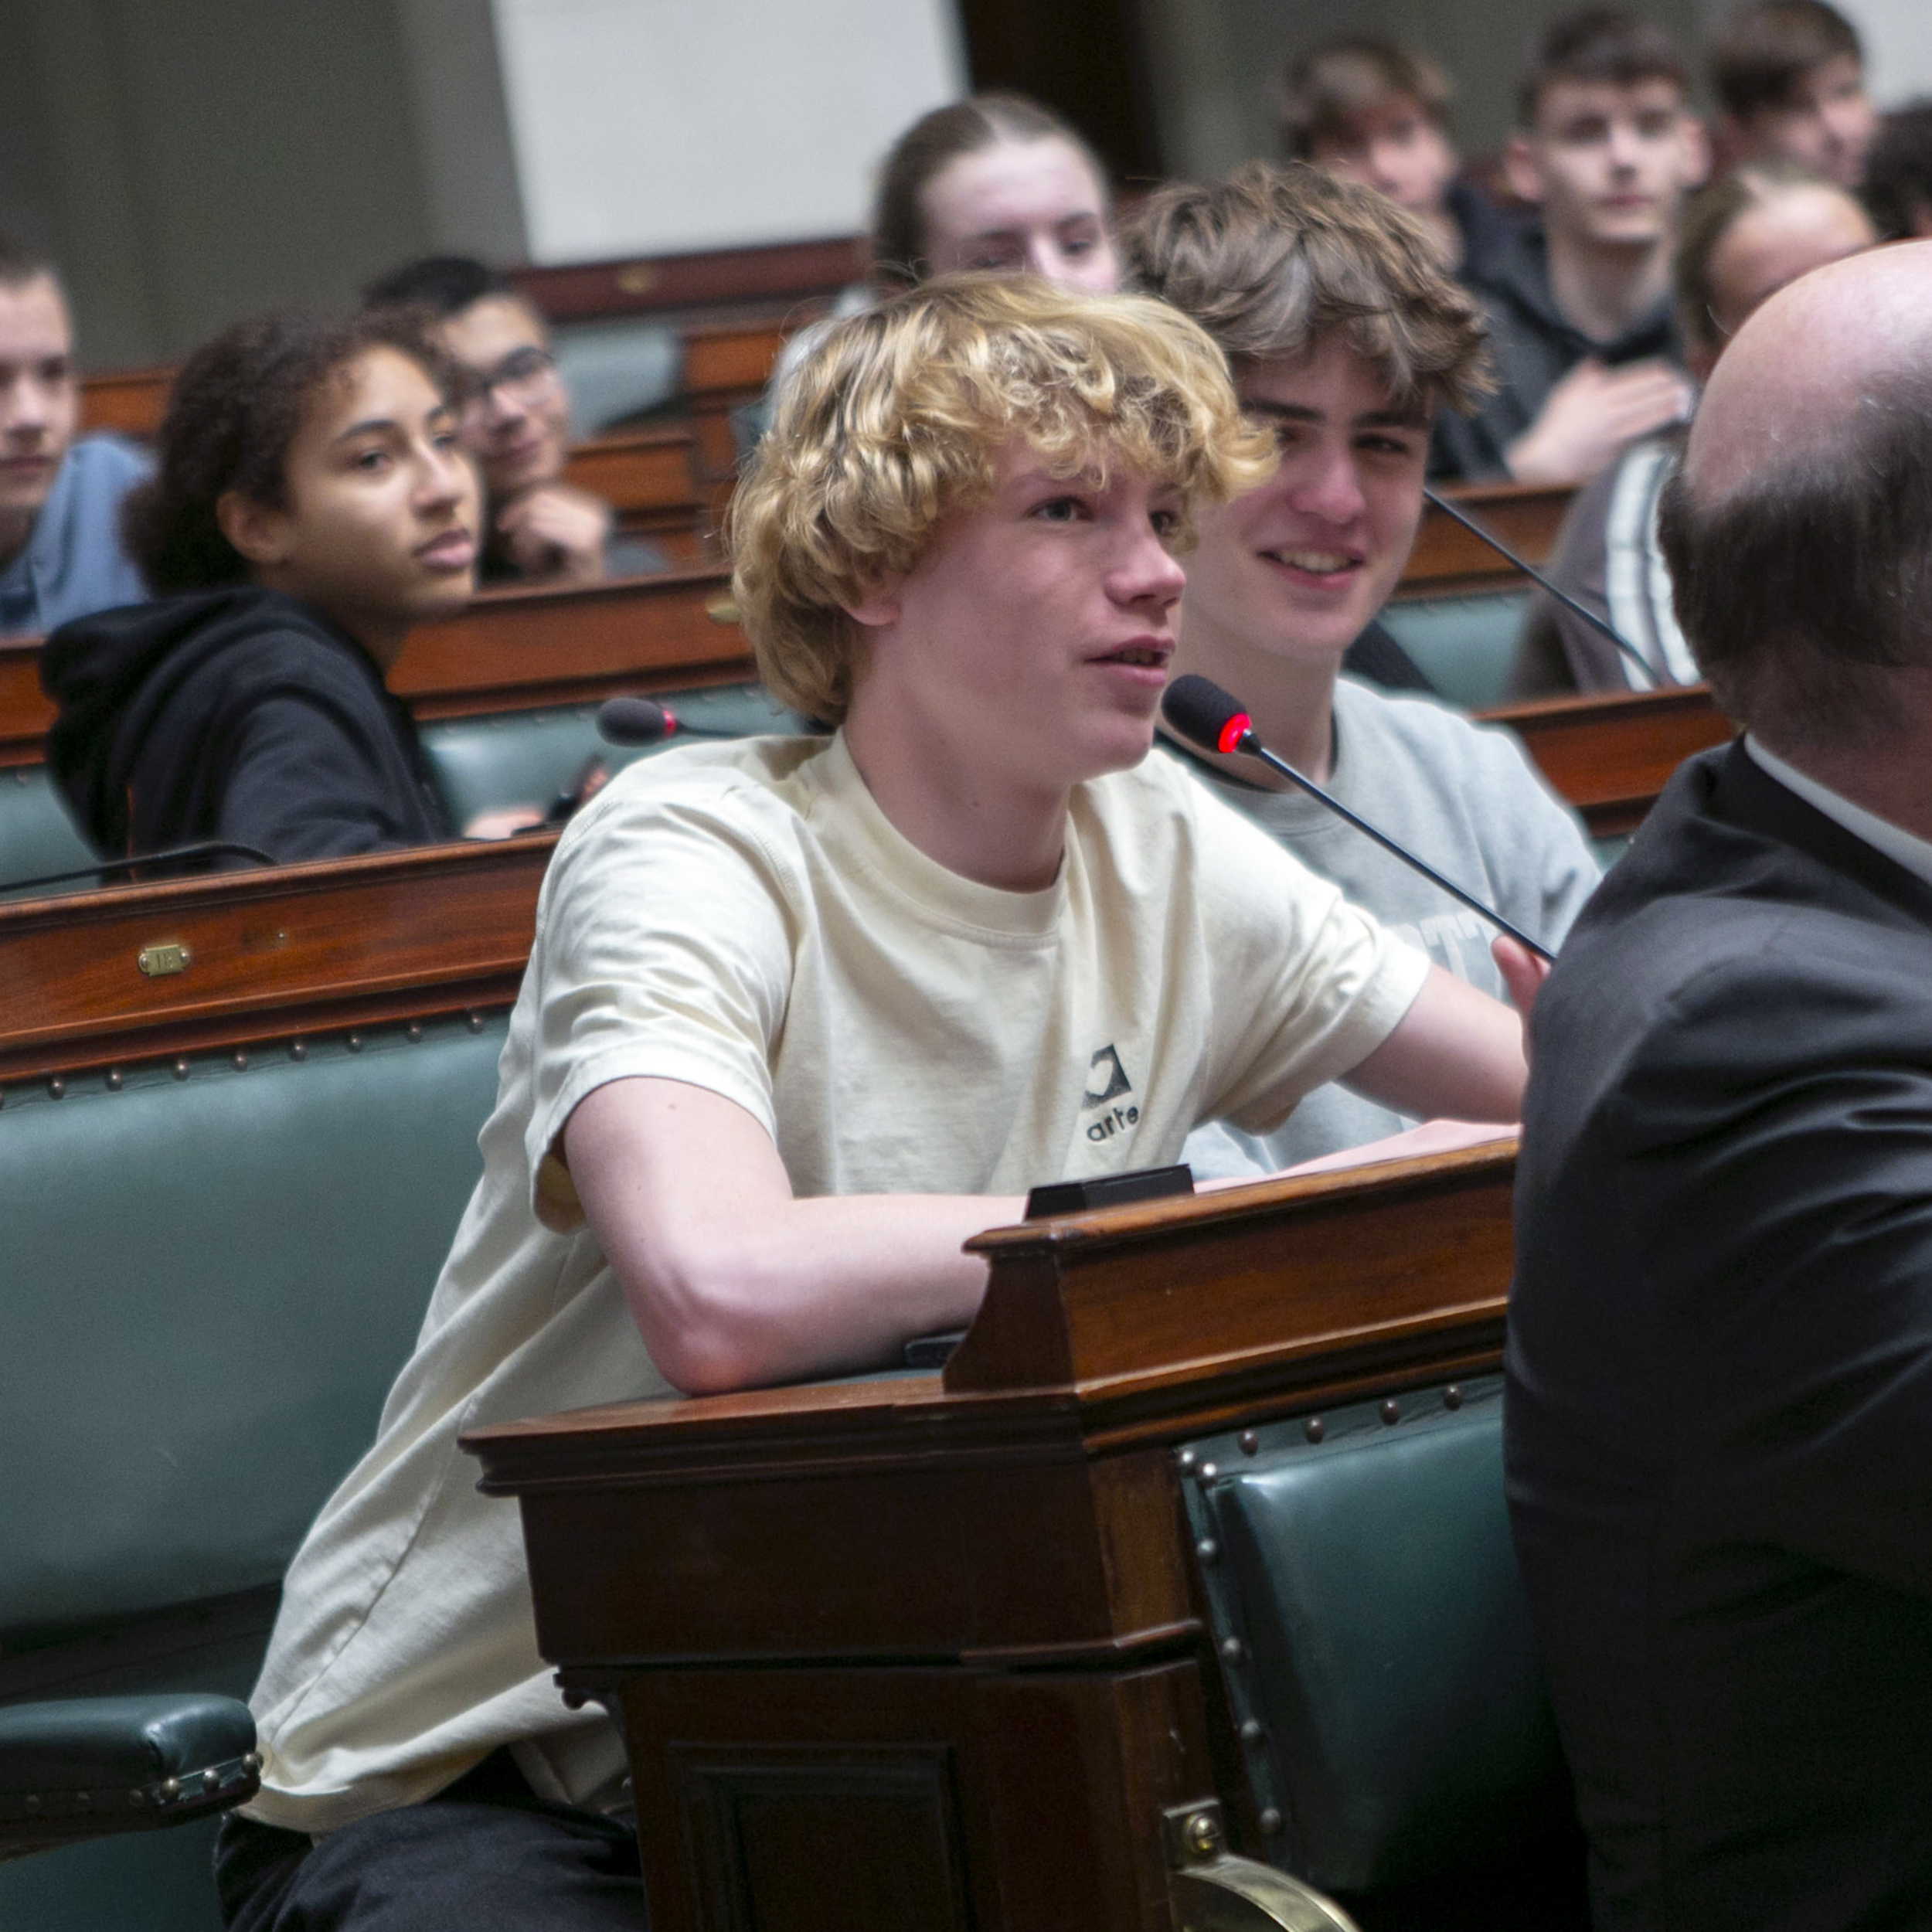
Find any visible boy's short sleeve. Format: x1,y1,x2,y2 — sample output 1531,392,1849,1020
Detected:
1175,772,1433,1132
522,784,799,1230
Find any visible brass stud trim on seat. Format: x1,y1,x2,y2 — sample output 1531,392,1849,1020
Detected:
1240,1718,1264,1744
46,1077,65,1099
289,1040,308,1061
173,1059,190,1081
1258,1805,1284,1835
346,1033,363,1053
1238,1430,1258,1455
231,1049,249,1072
406,1022,423,1043
466,1010,485,1033
1379,1398,1401,1425
1220,1635,1243,1662
1444,1385,1463,1410
1196,1537,1219,1563
105,1068,124,1090
1304,1417,1325,1444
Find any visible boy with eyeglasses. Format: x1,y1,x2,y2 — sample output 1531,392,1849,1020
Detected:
364,256,660,585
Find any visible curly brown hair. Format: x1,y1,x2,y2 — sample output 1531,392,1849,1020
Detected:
1124,161,1492,419
123,308,456,594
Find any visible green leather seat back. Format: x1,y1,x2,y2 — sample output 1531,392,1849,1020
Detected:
0,1012,506,1638
0,765,98,897
420,682,806,828
1181,1377,1572,1896
1377,593,1529,712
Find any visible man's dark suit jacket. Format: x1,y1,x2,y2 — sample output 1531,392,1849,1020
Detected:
1506,741,1932,1932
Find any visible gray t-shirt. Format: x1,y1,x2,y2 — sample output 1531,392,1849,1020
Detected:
1178,676,1600,1177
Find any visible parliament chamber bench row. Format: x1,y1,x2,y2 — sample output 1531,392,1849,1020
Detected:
0,480,1696,893
0,660,1732,1926
0,867,1568,1929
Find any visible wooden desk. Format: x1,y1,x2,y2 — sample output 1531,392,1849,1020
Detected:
1481,684,1733,836
467,1145,1515,1932
1394,481,1574,600
509,236,866,325
0,834,549,1082
77,365,172,440
562,425,707,555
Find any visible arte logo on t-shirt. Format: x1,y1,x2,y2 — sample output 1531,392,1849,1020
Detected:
1083,1043,1139,1141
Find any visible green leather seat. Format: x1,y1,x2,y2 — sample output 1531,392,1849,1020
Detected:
1376,594,1529,712
1181,1376,1585,1927
0,765,98,897
0,1012,509,1927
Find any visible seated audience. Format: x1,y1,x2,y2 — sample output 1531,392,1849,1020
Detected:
0,236,148,638
42,309,476,862
1509,162,1873,696
219,277,1538,1931
1277,37,1519,284
363,256,660,584
760,90,1121,407
1508,240,1932,1931
1863,98,1932,240
1433,9,1702,485
1709,0,1876,189
872,91,1118,291
1128,162,1597,1178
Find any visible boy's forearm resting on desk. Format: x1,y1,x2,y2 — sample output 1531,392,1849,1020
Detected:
565,1076,1022,1396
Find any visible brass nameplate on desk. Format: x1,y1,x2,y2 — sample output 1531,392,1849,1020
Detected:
137,941,192,978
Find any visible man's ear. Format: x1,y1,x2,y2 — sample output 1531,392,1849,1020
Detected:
1502,132,1545,206
216,489,293,570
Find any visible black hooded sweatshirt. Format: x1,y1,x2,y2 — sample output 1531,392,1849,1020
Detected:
1430,223,1681,482
40,587,452,862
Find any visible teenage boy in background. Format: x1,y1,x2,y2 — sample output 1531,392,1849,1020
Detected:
0,235,148,638
1129,162,1597,1177
1434,9,1704,486
222,277,1539,1932
1277,37,1518,285
1709,0,1877,190
364,256,658,586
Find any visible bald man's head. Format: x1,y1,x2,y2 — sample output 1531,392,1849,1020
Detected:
1658,241,1932,757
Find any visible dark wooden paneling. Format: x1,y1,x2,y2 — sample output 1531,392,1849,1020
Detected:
562,425,705,543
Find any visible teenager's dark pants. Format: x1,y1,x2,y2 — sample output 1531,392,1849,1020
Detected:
213,1750,648,1931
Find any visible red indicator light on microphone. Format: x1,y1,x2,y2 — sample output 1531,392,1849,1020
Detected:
1216,713,1252,756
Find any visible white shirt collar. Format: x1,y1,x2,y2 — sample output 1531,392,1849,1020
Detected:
1743,734,1932,890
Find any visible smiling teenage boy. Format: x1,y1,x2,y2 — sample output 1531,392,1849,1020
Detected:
220,277,1537,1932
42,309,478,861
1434,9,1705,485
1129,163,1598,1176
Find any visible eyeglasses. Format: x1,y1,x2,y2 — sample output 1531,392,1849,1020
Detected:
459,346,560,420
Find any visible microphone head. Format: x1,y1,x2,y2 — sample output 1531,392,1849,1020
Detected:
1162,674,1253,757
595,696,676,747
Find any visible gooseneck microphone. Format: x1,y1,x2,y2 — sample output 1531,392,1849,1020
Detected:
1420,485,1665,688
594,696,676,747
0,839,277,897
1162,674,1555,964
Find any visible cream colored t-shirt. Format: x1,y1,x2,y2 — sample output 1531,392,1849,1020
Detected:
246,731,1429,1834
